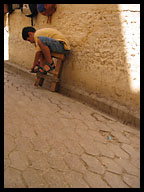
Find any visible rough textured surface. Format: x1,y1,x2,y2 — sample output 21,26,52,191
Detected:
5,4,140,118
4,58,140,129
4,66,140,188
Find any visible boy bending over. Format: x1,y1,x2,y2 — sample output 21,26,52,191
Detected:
22,27,71,74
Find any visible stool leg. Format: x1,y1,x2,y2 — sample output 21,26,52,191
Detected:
34,77,41,87
50,82,57,92
55,59,62,78
39,78,45,86
49,59,62,92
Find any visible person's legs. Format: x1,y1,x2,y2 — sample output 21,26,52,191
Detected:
37,39,55,72
30,52,48,73
37,36,69,73
38,52,47,67
36,51,54,73
37,38,53,65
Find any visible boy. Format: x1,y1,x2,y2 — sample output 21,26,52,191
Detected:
22,27,71,74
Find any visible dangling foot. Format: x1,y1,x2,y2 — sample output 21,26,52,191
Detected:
38,61,55,74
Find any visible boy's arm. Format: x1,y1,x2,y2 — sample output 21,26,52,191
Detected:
31,51,41,70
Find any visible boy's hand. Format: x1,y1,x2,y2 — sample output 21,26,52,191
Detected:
31,67,35,71
30,66,39,73
30,67,35,73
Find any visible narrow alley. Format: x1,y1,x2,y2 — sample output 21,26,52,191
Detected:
4,65,140,188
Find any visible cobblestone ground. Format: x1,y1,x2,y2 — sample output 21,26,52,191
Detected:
4,67,140,188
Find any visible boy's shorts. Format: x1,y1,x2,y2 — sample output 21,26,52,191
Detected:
37,36,70,54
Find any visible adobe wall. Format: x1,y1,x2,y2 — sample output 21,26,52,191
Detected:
6,4,140,112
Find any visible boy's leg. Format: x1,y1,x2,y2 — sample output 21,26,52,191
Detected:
37,36,69,73
37,49,53,72
37,38,53,65
38,52,47,67
37,39,55,72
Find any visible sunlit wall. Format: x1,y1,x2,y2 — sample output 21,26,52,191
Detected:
118,4,140,93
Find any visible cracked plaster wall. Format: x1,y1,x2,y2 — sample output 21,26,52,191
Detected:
7,4,140,111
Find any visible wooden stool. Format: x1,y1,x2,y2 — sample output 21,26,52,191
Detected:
34,53,65,92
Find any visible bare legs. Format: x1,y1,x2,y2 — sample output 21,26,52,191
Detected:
37,39,53,72
37,52,47,67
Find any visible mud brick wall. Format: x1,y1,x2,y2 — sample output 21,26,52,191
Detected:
7,4,140,111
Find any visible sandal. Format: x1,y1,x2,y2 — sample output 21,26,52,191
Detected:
38,66,47,74
38,61,55,74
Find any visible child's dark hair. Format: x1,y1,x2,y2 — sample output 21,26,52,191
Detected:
22,26,36,40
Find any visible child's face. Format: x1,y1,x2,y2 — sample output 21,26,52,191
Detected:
27,32,35,43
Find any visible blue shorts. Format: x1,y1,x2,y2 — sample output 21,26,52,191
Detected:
37,36,70,54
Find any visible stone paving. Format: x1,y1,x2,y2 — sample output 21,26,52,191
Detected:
4,67,140,188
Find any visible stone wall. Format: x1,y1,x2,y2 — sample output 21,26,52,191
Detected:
6,4,140,112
